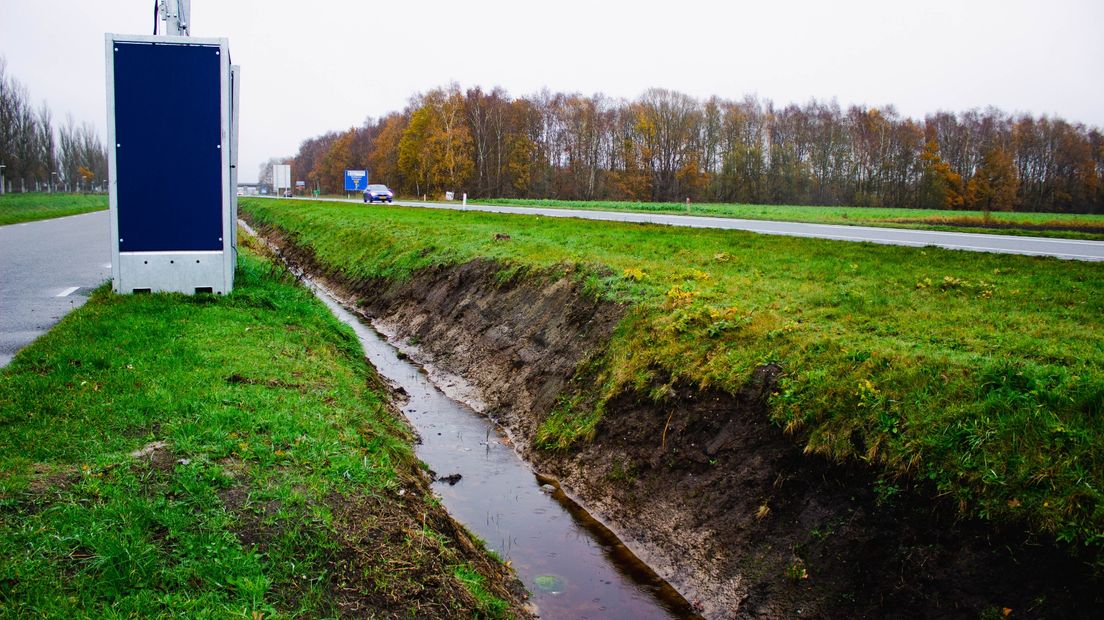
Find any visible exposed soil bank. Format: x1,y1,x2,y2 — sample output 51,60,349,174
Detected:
249,218,1102,619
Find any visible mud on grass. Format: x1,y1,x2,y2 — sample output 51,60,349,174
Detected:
326,488,521,617
0,241,529,618
213,455,524,618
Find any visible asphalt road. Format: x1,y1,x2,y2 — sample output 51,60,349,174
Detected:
0,211,111,367
270,196,1104,262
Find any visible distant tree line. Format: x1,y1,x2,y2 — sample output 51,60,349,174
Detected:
0,57,108,193
276,84,1104,213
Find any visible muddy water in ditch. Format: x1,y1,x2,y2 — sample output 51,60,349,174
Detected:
311,286,698,619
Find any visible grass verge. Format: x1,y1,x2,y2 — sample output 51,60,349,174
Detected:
241,197,1104,561
0,231,519,618
0,194,108,226
472,197,1104,240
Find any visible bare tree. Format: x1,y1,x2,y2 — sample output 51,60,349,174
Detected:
1,55,109,193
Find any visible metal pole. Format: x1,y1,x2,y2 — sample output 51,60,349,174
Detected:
159,0,191,36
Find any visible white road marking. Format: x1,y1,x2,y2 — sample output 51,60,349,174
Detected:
56,286,80,297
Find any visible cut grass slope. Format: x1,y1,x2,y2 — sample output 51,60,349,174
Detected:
241,197,1104,558
0,193,107,226
0,235,518,618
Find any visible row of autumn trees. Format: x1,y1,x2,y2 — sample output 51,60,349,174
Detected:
0,57,108,192
272,84,1104,213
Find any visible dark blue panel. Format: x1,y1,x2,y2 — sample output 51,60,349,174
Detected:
114,41,223,252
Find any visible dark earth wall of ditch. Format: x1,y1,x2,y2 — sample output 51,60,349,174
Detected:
249,219,1102,620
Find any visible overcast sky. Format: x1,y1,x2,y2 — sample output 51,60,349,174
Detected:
2,0,1101,183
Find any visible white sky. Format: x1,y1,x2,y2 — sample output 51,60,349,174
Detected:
2,0,1101,183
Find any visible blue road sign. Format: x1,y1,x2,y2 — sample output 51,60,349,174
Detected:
344,169,368,191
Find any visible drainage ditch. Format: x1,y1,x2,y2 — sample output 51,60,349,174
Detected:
307,280,699,619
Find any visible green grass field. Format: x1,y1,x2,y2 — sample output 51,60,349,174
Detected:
472,198,1104,240
242,197,1104,560
0,235,512,617
0,193,108,226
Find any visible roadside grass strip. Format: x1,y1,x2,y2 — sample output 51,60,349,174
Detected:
473,198,1104,240
0,235,515,618
241,197,1104,560
0,194,108,226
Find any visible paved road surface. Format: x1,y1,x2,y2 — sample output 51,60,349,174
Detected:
269,196,1104,262
0,211,111,367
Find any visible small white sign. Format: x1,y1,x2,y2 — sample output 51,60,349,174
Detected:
273,164,291,191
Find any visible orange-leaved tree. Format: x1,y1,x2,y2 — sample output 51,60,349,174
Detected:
315,130,355,194
918,140,964,209
369,112,407,192
967,146,1019,215
397,86,474,198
